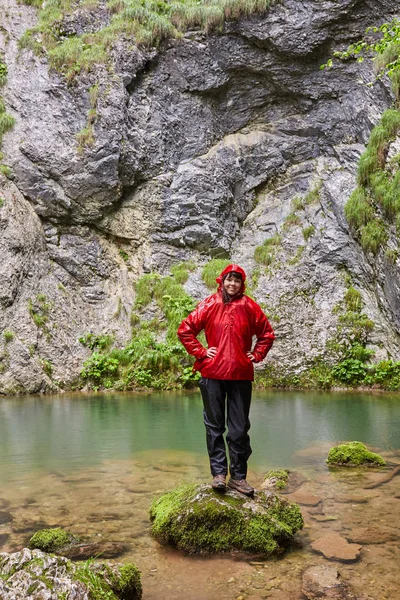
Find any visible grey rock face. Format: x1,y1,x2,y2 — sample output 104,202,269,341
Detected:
0,0,399,392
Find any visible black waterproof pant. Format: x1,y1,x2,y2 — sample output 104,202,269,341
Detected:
199,378,252,480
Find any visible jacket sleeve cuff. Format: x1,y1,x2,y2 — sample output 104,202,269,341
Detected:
194,347,208,360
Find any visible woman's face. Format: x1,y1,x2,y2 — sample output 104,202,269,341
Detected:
223,274,242,296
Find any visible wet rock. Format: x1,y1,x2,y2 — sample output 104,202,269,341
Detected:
0,547,142,600
0,512,12,525
302,565,354,599
326,442,386,467
61,541,129,560
288,492,322,507
347,526,399,545
311,514,338,522
334,494,370,504
0,499,10,510
311,532,362,562
11,518,50,534
0,534,9,548
150,483,303,555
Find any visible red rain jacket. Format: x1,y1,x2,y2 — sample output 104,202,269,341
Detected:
177,266,275,381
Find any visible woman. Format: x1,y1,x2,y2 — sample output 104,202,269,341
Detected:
177,264,275,496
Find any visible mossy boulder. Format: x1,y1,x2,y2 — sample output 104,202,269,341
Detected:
0,548,142,600
149,483,303,555
326,441,386,467
28,527,78,552
264,469,289,490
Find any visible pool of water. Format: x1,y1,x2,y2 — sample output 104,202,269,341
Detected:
0,389,399,599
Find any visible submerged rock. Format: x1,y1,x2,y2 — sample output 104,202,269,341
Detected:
326,442,386,467
149,483,303,555
310,532,362,562
0,547,142,600
302,565,355,599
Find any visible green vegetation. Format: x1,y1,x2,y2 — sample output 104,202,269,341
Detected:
0,197,3,208
20,0,273,82
74,559,142,600
302,224,315,241
256,281,400,391
201,258,231,289
28,294,51,333
254,234,281,267
76,83,99,152
287,245,304,265
150,483,303,555
264,469,289,490
343,110,400,255
326,441,386,467
80,264,200,390
41,359,53,377
29,528,77,552
0,59,14,177
321,18,400,101
322,20,400,256
282,212,301,231
3,330,13,343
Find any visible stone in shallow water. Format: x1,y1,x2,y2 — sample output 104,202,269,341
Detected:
302,565,353,599
62,540,129,560
347,526,399,545
149,483,303,555
311,532,362,562
288,491,322,506
0,511,12,525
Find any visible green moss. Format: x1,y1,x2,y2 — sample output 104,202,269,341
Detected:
113,564,142,600
29,528,78,552
359,219,387,254
326,441,386,466
150,483,303,555
264,469,289,490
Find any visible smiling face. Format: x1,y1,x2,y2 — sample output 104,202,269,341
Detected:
223,273,242,296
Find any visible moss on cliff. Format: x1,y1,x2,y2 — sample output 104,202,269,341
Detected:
149,483,303,555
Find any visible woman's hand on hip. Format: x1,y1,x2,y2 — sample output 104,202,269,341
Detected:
206,347,218,358
247,352,255,362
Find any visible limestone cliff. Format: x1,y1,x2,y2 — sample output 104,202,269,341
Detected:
0,0,399,394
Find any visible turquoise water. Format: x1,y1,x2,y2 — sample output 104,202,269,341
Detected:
1,390,400,600
0,389,399,481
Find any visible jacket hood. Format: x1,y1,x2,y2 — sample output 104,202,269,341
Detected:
216,264,246,293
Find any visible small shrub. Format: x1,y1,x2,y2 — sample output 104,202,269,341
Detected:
3,330,13,343
254,234,281,266
360,220,387,254
282,212,301,231
170,260,196,284
344,188,374,231
302,225,315,241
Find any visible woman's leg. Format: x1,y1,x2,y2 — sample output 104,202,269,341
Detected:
199,378,228,476
226,380,252,480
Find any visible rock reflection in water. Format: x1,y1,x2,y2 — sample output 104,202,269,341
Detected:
0,445,399,600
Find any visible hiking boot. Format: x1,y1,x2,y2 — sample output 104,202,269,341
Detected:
228,478,254,496
211,474,227,491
